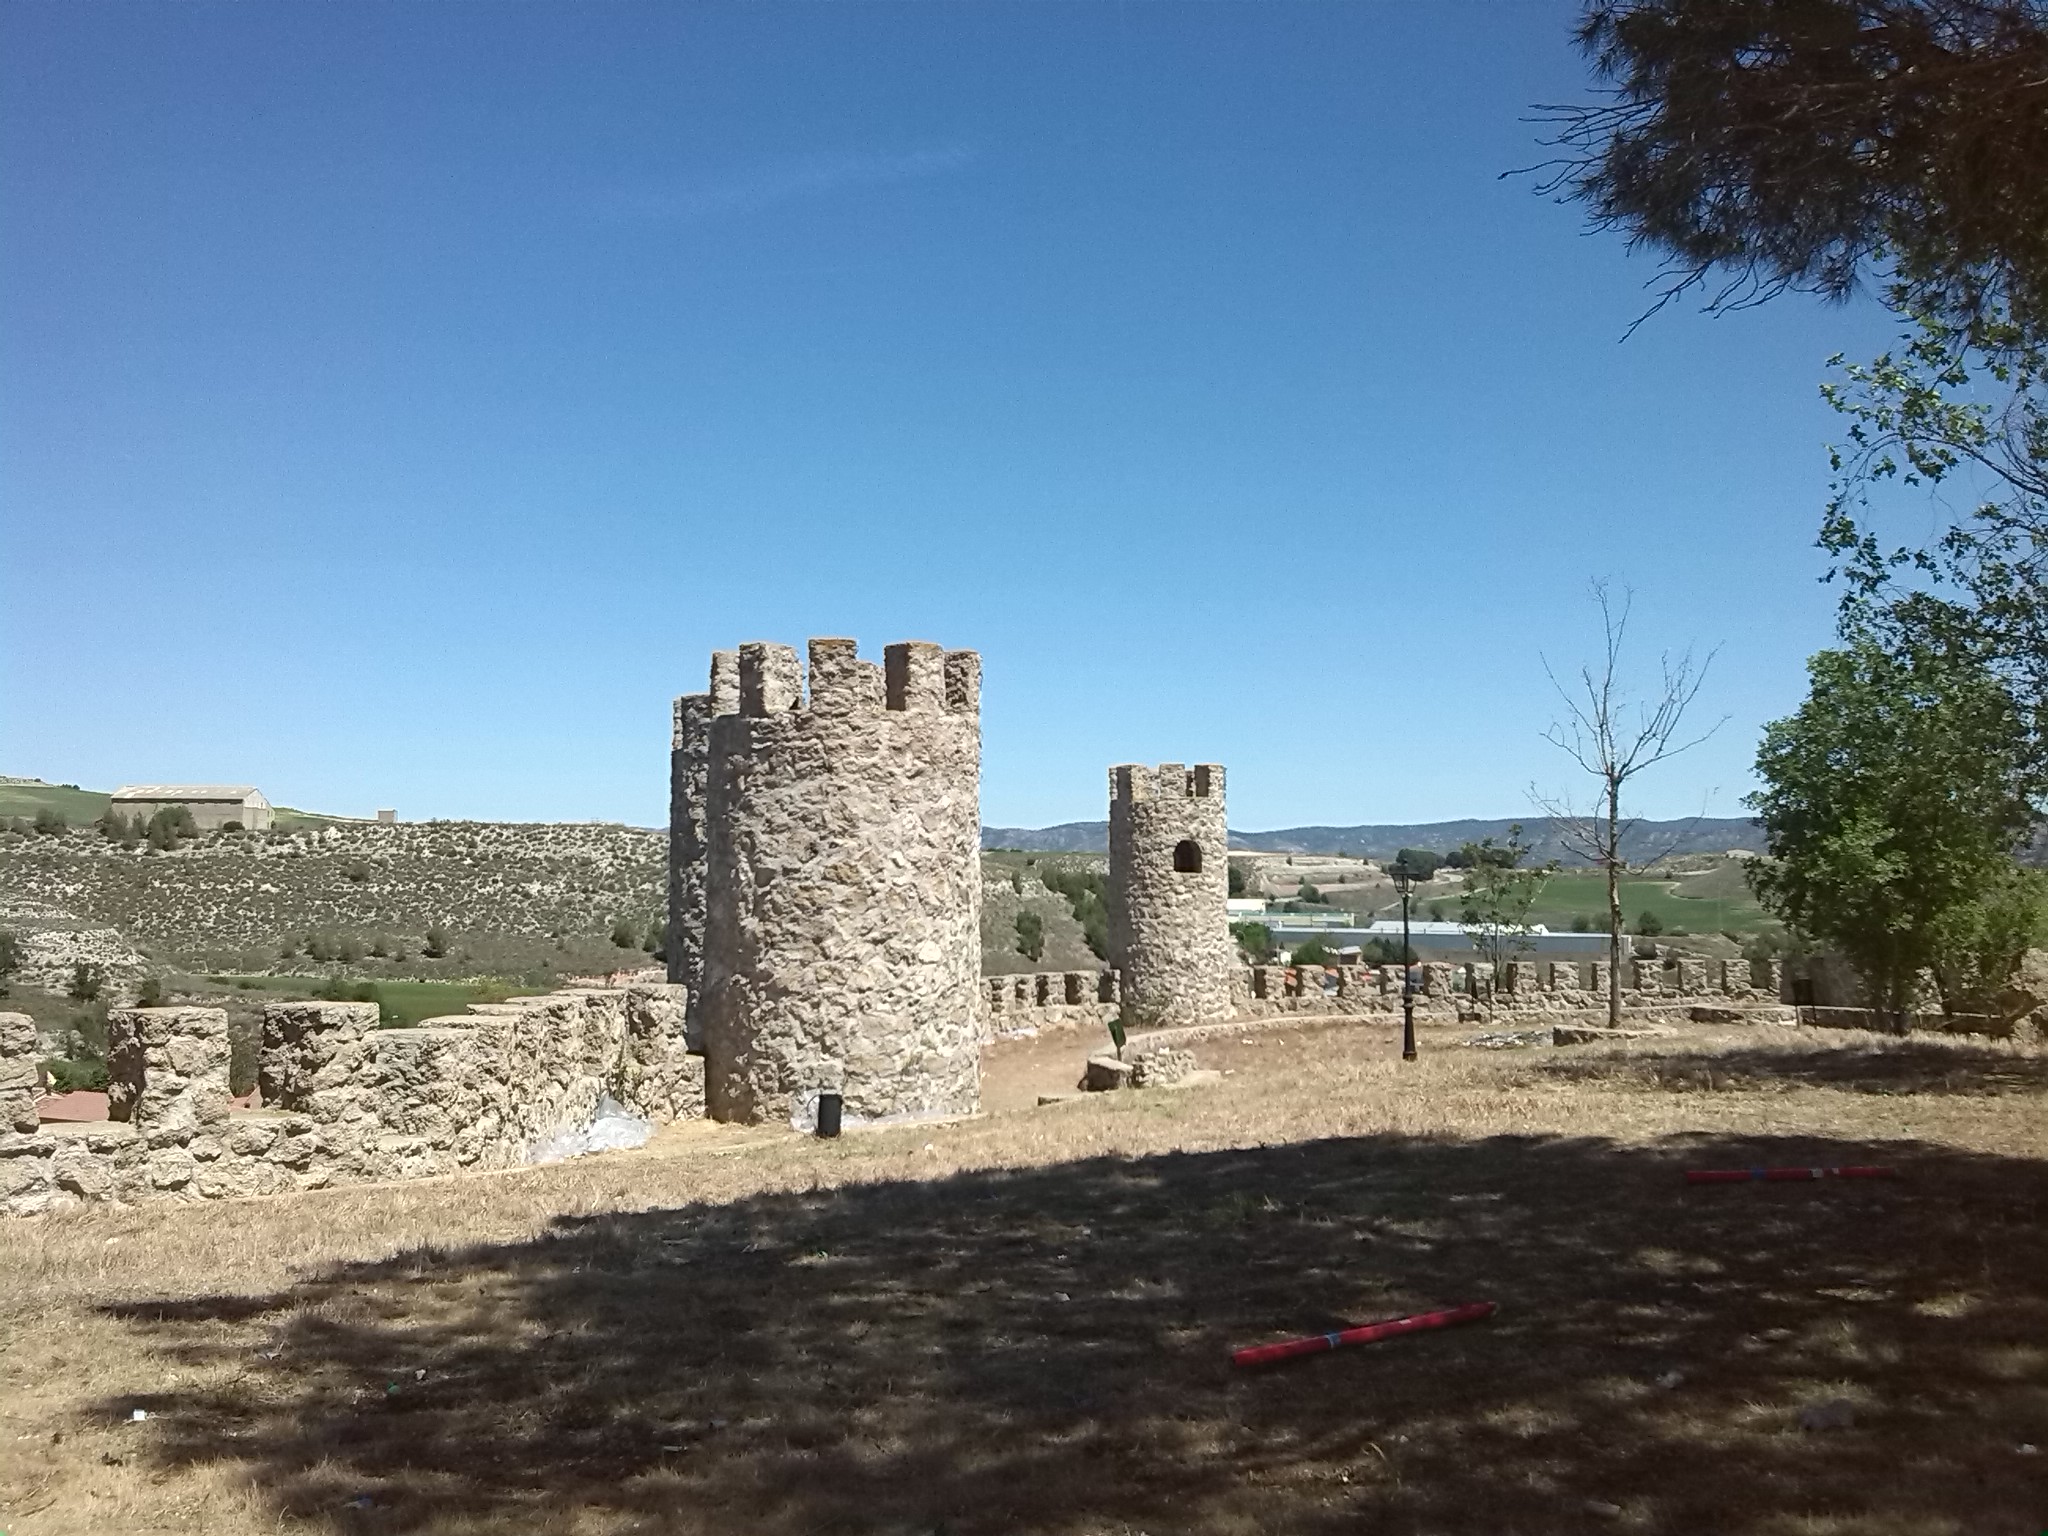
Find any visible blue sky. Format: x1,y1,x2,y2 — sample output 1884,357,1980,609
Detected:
2,1,1900,830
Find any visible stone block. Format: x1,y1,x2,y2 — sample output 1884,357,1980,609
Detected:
0,1011,39,1134
1082,1054,1134,1092
108,1008,230,1139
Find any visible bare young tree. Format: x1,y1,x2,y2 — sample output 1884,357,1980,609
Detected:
1533,581,1725,1027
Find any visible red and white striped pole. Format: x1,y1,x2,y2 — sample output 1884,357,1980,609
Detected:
1231,1301,1496,1369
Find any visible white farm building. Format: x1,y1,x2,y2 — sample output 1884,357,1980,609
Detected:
109,784,274,832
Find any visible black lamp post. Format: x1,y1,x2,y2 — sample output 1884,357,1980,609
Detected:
1391,862,1418,1061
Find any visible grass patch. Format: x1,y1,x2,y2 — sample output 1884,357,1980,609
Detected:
0,780,112,826
1,1020,2042,1534
1526,869,1772,935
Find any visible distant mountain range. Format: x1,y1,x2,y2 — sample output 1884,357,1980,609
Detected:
981,816,1764,866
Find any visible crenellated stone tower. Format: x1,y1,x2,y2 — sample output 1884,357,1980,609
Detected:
1107,763,1232,1026
675,637,984,1125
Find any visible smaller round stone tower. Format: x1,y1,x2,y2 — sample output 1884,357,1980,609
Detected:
1108,763,1232,1025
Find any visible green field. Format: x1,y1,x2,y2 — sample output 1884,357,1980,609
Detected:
1517,867,1772,936
0,781,112,825
202,975,545,1028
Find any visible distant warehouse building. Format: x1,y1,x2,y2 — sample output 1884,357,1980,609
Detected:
110,784,274,832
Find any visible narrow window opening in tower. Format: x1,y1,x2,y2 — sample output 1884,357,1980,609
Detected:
1172,839,1203,874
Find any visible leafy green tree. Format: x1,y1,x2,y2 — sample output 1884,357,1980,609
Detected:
1227,861,1250,898
1231,920,1276,963
1357,936,1416,965
1390,848,1440,880
1290,936,1337,967
68,963,104,1003
1298,882,1323,904
1455,824,1557,989
1635,909,1665,937
1748,634,2046,1019
1014,910,1045,963
1820,298,2048,738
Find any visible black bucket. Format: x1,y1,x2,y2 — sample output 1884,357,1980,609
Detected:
815,1091,843,1139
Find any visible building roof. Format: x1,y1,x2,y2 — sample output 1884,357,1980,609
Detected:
110,785,267,803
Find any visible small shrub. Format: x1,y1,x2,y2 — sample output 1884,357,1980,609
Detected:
136,977,165,1007
422,928,449,959
67,962,104,1003
336,937,363,964
313,975,377,1004
1427,903,1446,923
1009,869,1024,895
1299,882,1323,904
610,919,637,949
32,807,67,836
1291,936,1336,966
0,929,18,996
344,861,370,883
221,820,243,833
643,920,665,955
42,1056,109,1093
1014,910,1045,963
1231,920,1275,962
1635,910,1665,937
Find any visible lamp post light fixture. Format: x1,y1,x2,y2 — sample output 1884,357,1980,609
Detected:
1390,862,1418,1061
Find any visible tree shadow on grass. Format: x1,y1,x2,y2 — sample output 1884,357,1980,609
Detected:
1542,1039,2048,1096
98,1131,2048,1535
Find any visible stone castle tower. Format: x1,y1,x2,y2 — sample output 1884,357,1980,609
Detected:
670,638,983,1125
1107,763,1232,1026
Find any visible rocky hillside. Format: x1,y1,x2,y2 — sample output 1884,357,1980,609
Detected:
0,820,667,976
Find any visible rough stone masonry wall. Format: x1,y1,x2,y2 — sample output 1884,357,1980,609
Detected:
667,648,738,1045
985,970,1122,1037
698,638,984,1126
1108,763,1234,1026
0,985,699,1217
1229,956,1791,1020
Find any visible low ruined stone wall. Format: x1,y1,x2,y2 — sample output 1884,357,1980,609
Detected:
982,957,1790,1036
985,970,1121,1037
1,984,699,1217
1231,956,1789,1019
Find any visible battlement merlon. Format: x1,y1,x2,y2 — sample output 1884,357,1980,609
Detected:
738,642,802,717
1109,762,1225,804
672,692,712,750
1110,763,1156,804
944,649,981,717
709,649,741,715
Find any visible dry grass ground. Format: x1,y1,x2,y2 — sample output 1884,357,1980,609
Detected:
3,1018,2045,1536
